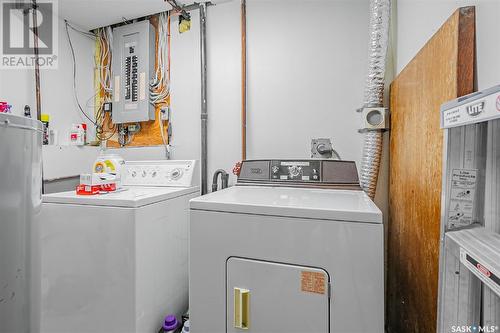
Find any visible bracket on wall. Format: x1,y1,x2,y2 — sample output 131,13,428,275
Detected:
357,107,390,132
165,0,191,20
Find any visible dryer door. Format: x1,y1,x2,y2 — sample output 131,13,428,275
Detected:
226,257,330,333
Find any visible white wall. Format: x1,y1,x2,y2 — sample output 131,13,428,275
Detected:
396,0,500,89
171,0,380,191
246,0,368,162
170,11,202,163
42,18,96,142
0,69,35,115
0,17,96,140
2,0,391,203
1,14,171,182
170,1,242,186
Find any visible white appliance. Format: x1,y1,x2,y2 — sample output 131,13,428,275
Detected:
39,160,199,333
0,113,42,333
189,159,383,333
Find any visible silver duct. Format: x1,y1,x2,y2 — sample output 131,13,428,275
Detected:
360,0,391,199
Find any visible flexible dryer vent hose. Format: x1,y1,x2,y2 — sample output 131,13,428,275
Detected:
360,0,391,199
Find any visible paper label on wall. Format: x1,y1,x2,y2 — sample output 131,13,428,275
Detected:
301,271,326,295
114,76,120,102
447,169,477,228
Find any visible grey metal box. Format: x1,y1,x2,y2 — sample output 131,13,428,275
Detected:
111,20,155,124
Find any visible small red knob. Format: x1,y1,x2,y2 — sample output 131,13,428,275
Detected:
233,162,242,176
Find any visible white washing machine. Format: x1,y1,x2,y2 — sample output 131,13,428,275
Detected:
39,160,199,333
189,160,383,333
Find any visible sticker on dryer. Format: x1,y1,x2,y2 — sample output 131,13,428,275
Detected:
448,169,477,228
301,271,326,295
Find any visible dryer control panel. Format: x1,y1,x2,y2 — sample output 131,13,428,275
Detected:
122,160,198,187
237,159,360,189
270,160,321,182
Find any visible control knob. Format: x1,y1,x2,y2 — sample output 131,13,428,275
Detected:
288,165,302,178
170,168,183,180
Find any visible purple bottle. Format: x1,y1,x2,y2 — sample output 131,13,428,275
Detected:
161,314,179,333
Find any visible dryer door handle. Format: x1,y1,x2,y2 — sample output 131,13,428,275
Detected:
234,287,250,330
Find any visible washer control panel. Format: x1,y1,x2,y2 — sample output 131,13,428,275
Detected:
122,160,198,187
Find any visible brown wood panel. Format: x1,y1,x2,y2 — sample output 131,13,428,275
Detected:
387,7,475,333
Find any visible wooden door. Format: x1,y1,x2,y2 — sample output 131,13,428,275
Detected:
387,7,476,333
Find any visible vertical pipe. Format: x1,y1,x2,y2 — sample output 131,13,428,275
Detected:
32,0,42,121
200,3,208,194
241,0,247,161
31,0,44,195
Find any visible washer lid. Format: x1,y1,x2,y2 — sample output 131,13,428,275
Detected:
43,186,200,208
189,186,382,223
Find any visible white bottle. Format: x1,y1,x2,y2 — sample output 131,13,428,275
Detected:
181,320,189,333
69,124,86,146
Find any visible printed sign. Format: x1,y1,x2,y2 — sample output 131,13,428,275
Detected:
1,0,58,69
448,169,477,229
442,88,500,128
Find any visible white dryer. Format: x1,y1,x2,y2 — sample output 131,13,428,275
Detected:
189,159,383,333
39,160,198,333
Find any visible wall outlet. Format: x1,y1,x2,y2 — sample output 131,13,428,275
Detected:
311,138,334,159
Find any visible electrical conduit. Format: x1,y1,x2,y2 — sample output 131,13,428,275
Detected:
200,3,208,194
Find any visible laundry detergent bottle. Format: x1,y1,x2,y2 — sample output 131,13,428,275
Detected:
160,314,179,333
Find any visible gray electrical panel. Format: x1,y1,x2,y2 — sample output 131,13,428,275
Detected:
112,20,155,124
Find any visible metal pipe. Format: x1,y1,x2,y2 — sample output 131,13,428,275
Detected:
241,0,247,161
212,169,229,192
32,0,42,121
200,2,208,194
31,0,44,196
359,0,391,199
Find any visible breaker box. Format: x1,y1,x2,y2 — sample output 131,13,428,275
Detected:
112,20,155,124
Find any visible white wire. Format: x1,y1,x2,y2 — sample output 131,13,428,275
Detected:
150,12,171,158
93,26,114,139
158,108,170,158
97,27,112,98
150,11,170,106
